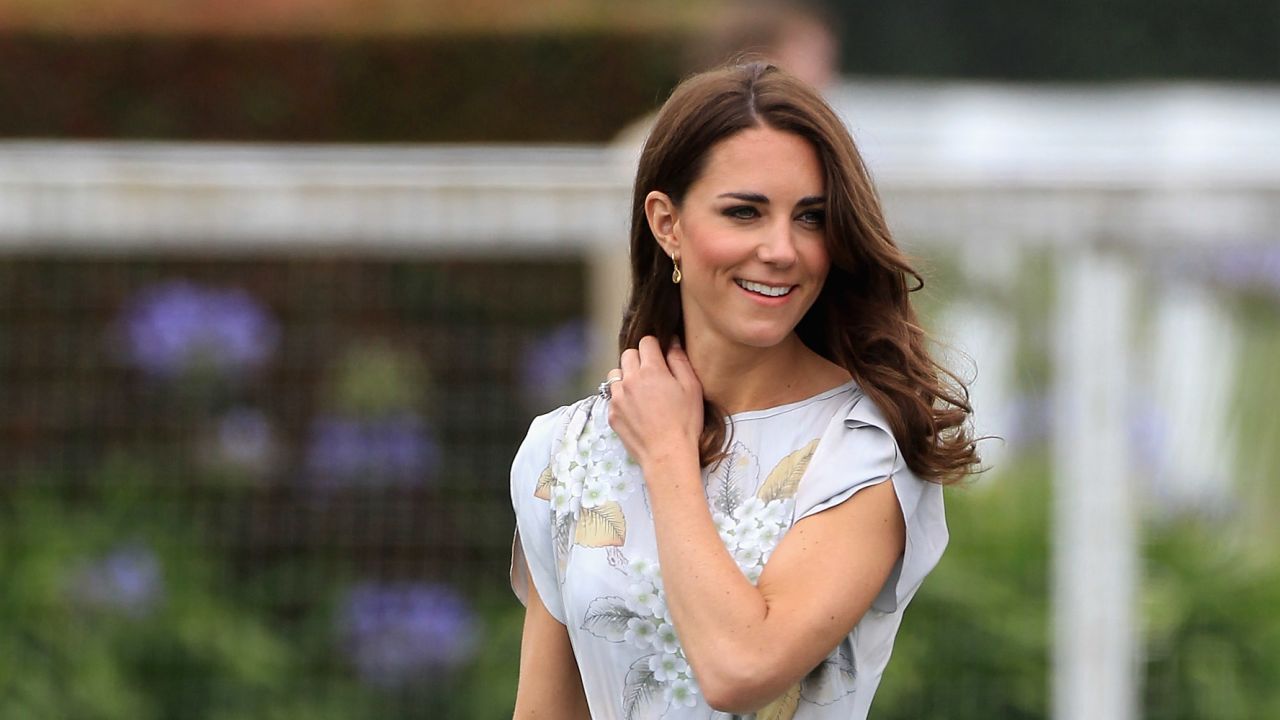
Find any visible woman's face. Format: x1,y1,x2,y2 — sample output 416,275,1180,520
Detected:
656,125,830,354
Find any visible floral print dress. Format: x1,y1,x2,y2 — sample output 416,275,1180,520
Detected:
510,381,948,720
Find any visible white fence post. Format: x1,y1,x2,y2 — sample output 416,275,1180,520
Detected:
1052,244,1139,720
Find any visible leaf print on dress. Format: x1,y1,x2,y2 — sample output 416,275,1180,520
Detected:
582,559,665,646
757,438,819,504
706,441,757,519
623,655,665,720
576,501,627,547
582,596,640,642
756,682,802,720
751,643,857,720
533,463,554,500
800,642,857,705
552,511,575,577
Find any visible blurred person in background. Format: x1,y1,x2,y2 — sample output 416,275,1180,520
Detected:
691,0,840,92
511,62,978,719
614,0,840,156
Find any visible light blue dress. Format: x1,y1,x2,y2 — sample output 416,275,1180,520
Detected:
511,381,947,719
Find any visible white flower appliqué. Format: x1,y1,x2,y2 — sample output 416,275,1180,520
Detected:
715,495,795,584
550,408,641,524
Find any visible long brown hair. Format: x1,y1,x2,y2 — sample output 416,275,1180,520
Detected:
619,61,977,484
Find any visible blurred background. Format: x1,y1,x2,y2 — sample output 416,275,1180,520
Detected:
1,1,1278,718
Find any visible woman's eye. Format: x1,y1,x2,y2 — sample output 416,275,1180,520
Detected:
724,206,759,220
797,210,826,226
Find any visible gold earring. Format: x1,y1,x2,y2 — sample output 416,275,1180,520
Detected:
671,254,682,284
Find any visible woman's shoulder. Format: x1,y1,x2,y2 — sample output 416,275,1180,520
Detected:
798,384,915,499
836,383,896,439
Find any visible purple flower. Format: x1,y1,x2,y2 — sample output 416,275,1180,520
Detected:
339,582,480,687
116,280,278,380
67,543,164,618
1162,244,1280,299
1128,394,1168,478
1004,392,1054,448
305,413,440,488
520,320,591,407
1214,245,1280,294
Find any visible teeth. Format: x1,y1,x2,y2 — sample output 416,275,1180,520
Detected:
736,279,793,297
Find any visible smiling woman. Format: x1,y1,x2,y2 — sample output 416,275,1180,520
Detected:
511,62,979,720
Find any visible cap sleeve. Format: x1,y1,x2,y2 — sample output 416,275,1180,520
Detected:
509,405,571,624
793,391,949,613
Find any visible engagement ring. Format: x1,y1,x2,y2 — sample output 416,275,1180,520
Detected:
598,377,622,400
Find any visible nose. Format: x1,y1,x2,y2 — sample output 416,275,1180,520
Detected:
756,220,798,268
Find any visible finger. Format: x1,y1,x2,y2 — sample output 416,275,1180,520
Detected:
637,336,668,371
606,368,622,382
665,342,700,390
620,348,641,376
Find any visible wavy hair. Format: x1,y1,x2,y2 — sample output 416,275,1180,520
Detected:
619,62,977,484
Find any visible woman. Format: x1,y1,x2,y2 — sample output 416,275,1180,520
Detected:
511,62,977,719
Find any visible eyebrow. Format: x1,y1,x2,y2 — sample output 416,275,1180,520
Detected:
717,192,825,206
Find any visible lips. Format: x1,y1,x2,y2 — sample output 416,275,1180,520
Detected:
734,278,795,298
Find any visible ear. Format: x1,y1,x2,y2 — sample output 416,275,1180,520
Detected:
643,190,681,258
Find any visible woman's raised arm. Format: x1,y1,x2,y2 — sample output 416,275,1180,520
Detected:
607,337,907,713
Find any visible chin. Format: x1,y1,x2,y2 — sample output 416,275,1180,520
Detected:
731,325,798,350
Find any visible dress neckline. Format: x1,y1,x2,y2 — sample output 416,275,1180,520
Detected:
725,380,857,422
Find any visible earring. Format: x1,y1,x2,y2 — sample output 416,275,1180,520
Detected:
671,254,682,285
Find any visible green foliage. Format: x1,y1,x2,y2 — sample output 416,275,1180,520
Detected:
874,448,1280,720
456,595,525,720
1143,519,1280,720
1229,296,1280,546
0,456,375,720
0,448,542,719
0,258,591,719
875,454,1050,720
326,338,431,417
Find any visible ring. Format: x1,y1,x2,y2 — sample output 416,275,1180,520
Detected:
598,376,622,400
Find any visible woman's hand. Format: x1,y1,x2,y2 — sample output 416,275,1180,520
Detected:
605,335,703,471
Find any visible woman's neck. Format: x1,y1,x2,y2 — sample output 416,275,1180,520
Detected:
684,332,850,415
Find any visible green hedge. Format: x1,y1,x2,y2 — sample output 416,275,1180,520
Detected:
0,33,684,142
836,0,1280,81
